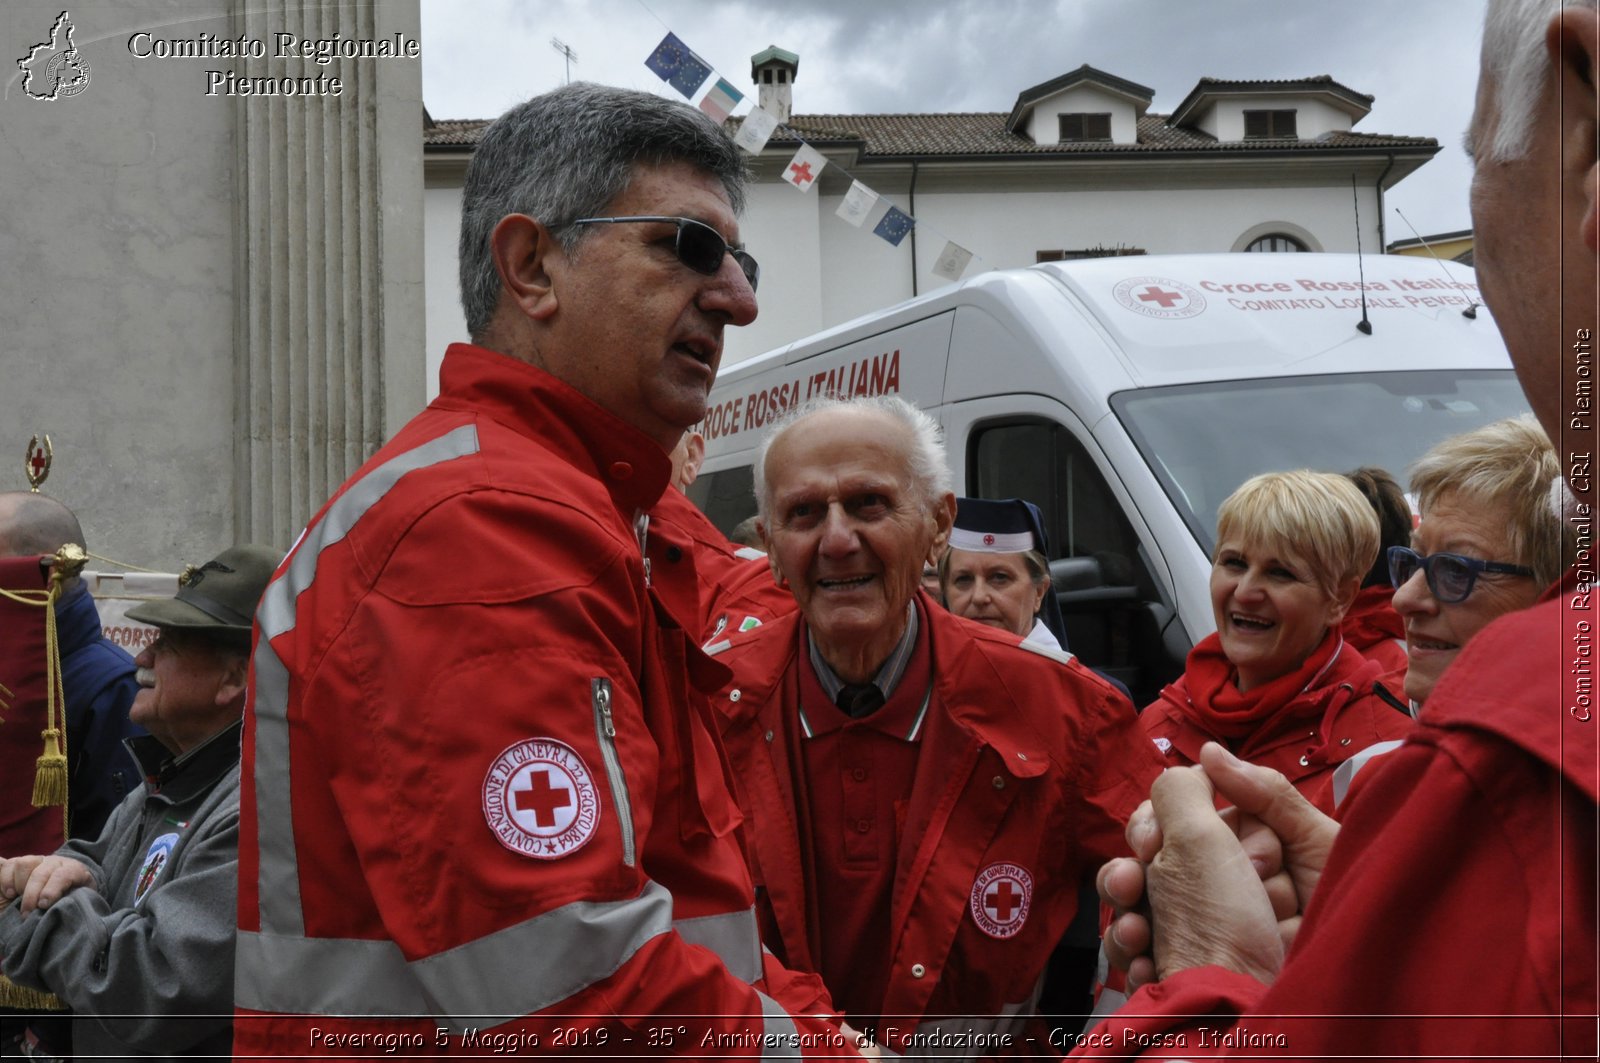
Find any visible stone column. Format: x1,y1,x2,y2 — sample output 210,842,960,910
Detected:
231,0,424,548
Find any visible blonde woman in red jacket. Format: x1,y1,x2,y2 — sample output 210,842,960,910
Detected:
1138,471,1414,816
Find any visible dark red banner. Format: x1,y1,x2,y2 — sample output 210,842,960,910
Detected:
0,554,65,858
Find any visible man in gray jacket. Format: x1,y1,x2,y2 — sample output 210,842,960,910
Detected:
0,544,277,1059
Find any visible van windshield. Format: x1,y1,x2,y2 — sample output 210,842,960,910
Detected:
1111,370,1530,555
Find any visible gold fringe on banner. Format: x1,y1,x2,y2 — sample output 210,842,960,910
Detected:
0,971,65,1010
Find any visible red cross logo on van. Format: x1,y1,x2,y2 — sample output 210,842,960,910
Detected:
1113,276,1207,320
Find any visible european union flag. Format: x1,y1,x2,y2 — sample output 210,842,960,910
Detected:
873,206,915,247
644,32,712,99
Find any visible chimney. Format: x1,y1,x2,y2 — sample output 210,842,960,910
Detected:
750,45,798,122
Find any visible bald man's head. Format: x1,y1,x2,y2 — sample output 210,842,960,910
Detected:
0,492,86,559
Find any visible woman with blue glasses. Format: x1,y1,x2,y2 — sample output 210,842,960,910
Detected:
1392,416,1569,707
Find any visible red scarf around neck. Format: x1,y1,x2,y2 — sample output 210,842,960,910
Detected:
1180,627,1343,740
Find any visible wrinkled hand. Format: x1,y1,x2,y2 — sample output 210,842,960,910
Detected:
1099,774,1295,990
0,854,95,914
1198,742,1339,947
1142,764,1285,982
1099,743,1344,987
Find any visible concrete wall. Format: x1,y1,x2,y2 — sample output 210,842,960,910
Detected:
3,1,237,568
2,0,425,567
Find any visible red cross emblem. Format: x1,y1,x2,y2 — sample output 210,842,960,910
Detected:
986,879,1022,921
24,433,52,491
1137,286,1184,308
483,738,601,860
788,160,815,186
513,769,573,828
1113,276,1207,319
983,533,996,546
970,862,1033,939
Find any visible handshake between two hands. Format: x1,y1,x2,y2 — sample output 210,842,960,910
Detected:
1098,742,1340,992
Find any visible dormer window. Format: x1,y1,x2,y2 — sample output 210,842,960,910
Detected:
1244,109,1297,138
1059,112,1112,142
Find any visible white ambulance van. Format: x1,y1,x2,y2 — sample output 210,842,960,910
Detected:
689,253,1527,705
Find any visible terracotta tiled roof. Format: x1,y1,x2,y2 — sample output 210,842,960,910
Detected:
1169,75,1374,126
423,110,1435,156
424,117,492,147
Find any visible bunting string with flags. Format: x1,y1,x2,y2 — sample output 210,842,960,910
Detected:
781,144,827,192
638,19,985,281
836,180,879,228
644,32,712,98
698,77,743,123
932,240,975,281
732,103,780,154
872,205,915,248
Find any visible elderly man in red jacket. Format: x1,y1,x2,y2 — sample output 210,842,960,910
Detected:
711,395,1163,1056
1084,1,1598,1058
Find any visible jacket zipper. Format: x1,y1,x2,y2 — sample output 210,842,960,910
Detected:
592,677,636,867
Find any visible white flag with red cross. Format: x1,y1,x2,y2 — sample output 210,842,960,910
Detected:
782,144,826,192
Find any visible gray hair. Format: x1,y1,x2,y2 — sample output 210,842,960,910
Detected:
1479,0,1596,161
458,82,749,338
1409,414,1569,587
753,396,952,520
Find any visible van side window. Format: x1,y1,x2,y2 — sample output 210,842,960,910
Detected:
971,419,1142,571
970,418,1180,706
687,465,757,538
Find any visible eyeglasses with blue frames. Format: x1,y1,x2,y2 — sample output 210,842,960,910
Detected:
568,215,760,292
1387,545,1536,604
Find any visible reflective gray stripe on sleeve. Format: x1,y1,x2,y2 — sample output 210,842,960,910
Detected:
1331,738,1407,809
249,424,480,936
672,906,762,984
235,929,433,1015
757,990,802,1060
236,880,672,1025
1015,640,1075,666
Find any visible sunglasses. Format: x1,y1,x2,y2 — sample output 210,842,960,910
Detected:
568,215,760,292
1387,545,1536,604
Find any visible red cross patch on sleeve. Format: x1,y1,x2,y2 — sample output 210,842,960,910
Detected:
482,738,601,859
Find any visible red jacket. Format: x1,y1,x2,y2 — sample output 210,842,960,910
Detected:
648,485,770,638
1140,636,1414,816
712,599,1164,1057
1077,579,1598,1060
1340,584,1409,675
702,553,800,646
235,345,848,1058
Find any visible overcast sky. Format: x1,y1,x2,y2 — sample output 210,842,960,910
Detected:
419,0,1487,240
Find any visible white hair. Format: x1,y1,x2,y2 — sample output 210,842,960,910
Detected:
753,396,951,520
1479,0,1596,161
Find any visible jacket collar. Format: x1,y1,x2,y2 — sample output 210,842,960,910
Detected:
436,343,672,516
719,594,1050,778
124,718,243,803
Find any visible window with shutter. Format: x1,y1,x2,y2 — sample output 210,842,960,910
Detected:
1059,113,1112,142
1243,109,1297,138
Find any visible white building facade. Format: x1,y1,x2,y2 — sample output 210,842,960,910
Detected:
422,62,1437,386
